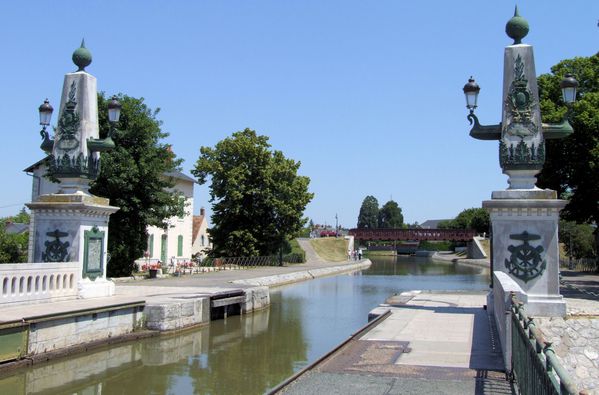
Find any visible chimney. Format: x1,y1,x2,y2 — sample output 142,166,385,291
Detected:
200,207,205,216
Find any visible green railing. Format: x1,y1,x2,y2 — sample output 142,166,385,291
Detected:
510,294,580,395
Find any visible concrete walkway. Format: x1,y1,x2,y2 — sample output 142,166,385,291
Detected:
0,258,367,323
280,291,514,395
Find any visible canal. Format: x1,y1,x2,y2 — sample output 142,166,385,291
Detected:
0,255,489,395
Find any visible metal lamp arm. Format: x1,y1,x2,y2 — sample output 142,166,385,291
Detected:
467,112,502,141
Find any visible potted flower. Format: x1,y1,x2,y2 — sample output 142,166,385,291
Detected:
149,261,161,279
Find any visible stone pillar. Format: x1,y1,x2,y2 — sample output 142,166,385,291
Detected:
484,192,567,316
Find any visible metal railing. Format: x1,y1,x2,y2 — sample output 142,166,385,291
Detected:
200,255,301,270
559,258,597,273
510,294,581,395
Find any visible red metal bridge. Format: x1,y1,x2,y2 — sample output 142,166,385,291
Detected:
348,228,476,241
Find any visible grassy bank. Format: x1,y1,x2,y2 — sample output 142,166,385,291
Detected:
364,250,396,256
310,238,348,262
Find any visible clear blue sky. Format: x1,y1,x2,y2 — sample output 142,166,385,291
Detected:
0,1,597,227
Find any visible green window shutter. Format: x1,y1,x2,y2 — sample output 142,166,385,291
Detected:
177,235,183,256
148,235,154,257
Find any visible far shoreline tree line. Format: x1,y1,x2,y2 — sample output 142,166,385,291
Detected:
1,52,597,271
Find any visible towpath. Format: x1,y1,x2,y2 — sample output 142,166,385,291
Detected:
277,291,515,395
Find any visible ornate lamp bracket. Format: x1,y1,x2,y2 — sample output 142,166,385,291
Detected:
467,113,502,141
542,118,573,140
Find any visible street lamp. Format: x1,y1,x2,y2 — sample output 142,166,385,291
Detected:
38,99,54,153
462,77,480,114
107,95,122,137
38,99,53,128
560,73,578,105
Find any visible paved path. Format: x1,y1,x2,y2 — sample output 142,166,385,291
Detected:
296,238,326,262
280,291,514,395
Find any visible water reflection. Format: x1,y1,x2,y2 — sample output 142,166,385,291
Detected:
0,256,489,395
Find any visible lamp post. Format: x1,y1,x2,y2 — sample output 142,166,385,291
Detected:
38,99,54,153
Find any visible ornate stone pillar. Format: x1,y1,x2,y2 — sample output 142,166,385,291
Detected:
27,42,119,298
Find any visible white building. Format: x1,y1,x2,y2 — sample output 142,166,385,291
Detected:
145,171,195,266
191,207,212,259
24,161,196,269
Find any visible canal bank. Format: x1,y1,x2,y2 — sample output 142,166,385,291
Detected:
0,255,490,394
0,259,371,371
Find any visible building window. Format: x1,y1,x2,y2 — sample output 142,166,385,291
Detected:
201,235,205,246
177,235,183,256
148,234,154,257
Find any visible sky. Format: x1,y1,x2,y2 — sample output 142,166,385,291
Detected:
0,1,597,228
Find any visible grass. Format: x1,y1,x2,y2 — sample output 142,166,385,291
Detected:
364,250,396,256
310,238,349,262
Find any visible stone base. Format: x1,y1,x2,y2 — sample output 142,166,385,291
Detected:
491,189,557,200
78,277,115,299
521,294,567,317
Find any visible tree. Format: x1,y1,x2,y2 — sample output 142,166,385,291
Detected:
537,53,598,217
559,220,596,259
440,208,490,234
536,53,599,254
378,200,404,228
192,128,313,257
90,94,184,277
357,196,379,229
0,208,30,263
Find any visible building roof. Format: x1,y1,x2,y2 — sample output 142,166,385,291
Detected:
5,222,29,234
163,171,196,184
24,158,196,185
192,215,206,242
23,156,50,173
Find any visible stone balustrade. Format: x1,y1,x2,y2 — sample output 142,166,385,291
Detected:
491,270,525,372
0,263,80,305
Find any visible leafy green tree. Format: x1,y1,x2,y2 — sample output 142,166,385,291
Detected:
440,208,489,234
536,53,599,255
378,200,404,228
357,196,379,229
192,128,313,257
90,94,184,277
0,208,30,263
559,220,596,259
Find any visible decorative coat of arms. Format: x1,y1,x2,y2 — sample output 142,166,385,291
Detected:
504,231,546,283
55,81,80,152
42,229,70,262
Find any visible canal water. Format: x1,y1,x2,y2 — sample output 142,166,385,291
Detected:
0,256,489,395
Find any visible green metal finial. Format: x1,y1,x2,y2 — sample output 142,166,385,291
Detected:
505,5,529,44
72,39,92,72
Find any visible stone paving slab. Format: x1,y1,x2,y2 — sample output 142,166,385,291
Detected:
277,291,512,395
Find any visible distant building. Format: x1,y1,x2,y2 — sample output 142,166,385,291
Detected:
4,222,28,234
191,207,211,259
25,160,197,267
145,171,195,265
419,219,452,229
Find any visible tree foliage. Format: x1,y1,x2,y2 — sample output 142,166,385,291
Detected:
559,220,596,259
378,200,404,228
90,94,184,277
439,208,489,234
357,196,379,229
192,128,313,257
537,53,599,227
0,208,30,263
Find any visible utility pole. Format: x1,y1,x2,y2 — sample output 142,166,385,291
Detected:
335,213,338,237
